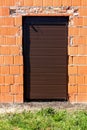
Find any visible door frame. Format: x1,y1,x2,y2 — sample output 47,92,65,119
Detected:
22,16,69,102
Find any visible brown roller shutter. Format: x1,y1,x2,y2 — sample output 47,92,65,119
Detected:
23,16,68,101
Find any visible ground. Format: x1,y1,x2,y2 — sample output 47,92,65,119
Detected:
0,102,87,114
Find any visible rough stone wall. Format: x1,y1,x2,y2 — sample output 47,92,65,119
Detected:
0,0,87,103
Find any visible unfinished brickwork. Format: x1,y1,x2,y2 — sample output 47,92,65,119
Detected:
0,0,87,103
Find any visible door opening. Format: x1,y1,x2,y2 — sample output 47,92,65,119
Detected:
22,16,69,102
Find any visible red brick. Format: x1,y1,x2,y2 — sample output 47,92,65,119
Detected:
85,76,87,84
14,56,23,64
5,76,14,84
78,56,87,64
0,0,4,6
61,0,71,6
11,85,23,94
4,17,14,26
78,85,87,93
0,46,10,55
79,37,87,45
81,0,87,6
0,7,9,16
0,56,4,64
72,0,81,6
1,85,9,93
77,94,87,102
68,94,77,102
0,94,13,103
10,85,18,94
10,66,19,75
68,27,79,36
68,56,73,64
79,8,87,16
0,76,4,84
77,76,85,85
43,0,53,6
73,56,77,64
4,0,14,6
14,94,23,103
0,27,18,36
68,46,78,55
9,46,20,55
14,75,23,84
72,37,78,46
68,85,77,94
0,37,5,45
69,75,76,84
12,0,24,6
24,0,33,6
73,56,86,64
73,17,83,26
83,17,87,26
78,46,87,55
68,66,77,75
1,66,9,74
19,85,23,94
20,66,23,74
15,17,22,26
6,37,16,45
78,66,87,75
73,36,87,45
4,56,13,64
33,0,43,6
53,0,62,6
0,18,4,26
16,36,22,45
80,28,87,36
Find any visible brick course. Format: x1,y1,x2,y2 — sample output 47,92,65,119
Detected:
0,0,87,103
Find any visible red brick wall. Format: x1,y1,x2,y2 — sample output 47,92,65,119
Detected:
0,0,87,103
68,1,87,102
0,0,23,103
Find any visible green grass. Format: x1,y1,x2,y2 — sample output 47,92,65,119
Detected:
0,108,87,130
